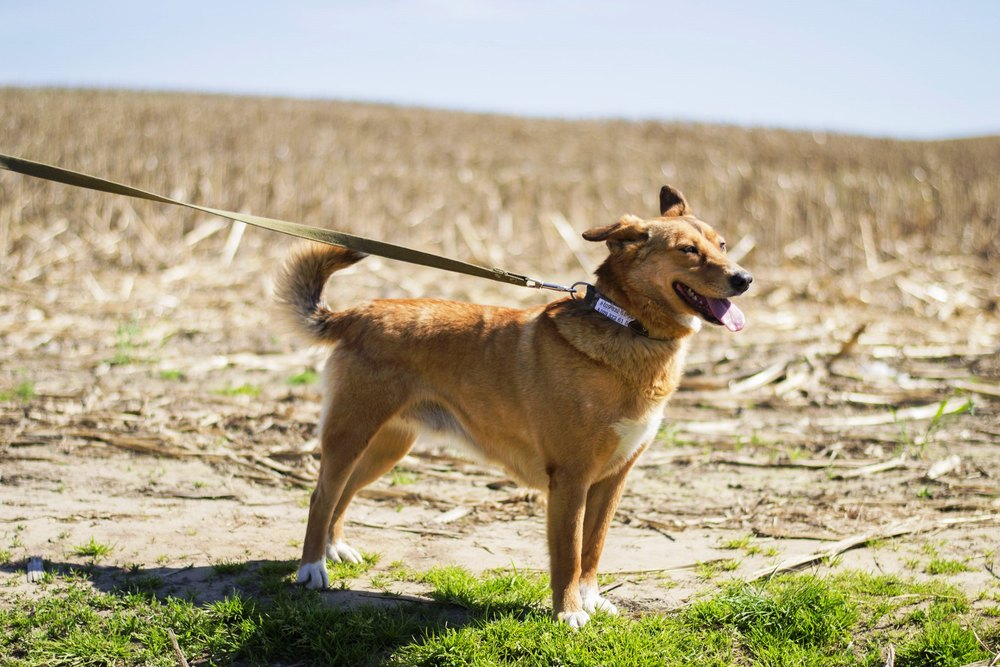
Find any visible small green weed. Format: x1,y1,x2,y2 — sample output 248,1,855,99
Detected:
895,398,973,456
212,560,248,576
658,423,694,447
72,537,114,562
390,468,418,486
0,380,35,402
719,534,762,555
214,383,262,397
696,559,740,580
924,558,972,575
158,369,185,381
287,368,319,385
109,318,144,366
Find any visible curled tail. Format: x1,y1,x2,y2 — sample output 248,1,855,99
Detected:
275,243,367,344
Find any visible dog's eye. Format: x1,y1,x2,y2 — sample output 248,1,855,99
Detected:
680,245,698,255
719,240,727,252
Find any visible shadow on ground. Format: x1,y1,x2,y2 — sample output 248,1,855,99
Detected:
1,557,534,665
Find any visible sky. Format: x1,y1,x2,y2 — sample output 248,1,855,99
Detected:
2,0,998,139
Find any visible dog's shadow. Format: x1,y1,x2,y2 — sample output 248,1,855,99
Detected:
2,557,533,661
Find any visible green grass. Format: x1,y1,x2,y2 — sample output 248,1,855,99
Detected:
212,560,248,577
895,398,974,456
327,551,380,585
696,559,741,580
213,383,263,397
719,534,763,556
109,318,145,366
390,468,419,486
924,558,973,575
157,369,185,381
71,537,114,562
0,380,35,402
287,368,320,385
0,568,995,666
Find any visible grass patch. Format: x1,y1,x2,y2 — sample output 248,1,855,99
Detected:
897,619,986,667
213,383,262,397
687,574,858,663
696,559,741,580
157,369,185,381
0,380,35,402
924,558,973,575
72,537,114,562
411,565,550,613
389,468,419,486
108,318,145,366
287,368,319,385
1,568,995,666
719,534,763,556
327,551,380,585
212,560,248,577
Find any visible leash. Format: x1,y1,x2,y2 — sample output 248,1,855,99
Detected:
0,152,577,294
1,152,666,338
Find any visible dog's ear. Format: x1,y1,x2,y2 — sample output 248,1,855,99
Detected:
659,185,689,217
582,214,649,250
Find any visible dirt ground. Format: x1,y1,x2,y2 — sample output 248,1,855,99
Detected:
2,245,998,614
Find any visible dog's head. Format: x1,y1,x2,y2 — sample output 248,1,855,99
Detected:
582,185,752,333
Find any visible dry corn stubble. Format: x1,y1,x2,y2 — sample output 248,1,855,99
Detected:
2,88,997,286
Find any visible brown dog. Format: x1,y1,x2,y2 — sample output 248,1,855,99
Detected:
276,186,751,627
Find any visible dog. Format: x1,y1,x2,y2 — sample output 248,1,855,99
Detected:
276,185,751,627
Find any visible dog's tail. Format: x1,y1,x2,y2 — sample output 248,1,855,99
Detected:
275,243,367,345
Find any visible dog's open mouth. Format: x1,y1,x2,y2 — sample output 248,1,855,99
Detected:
673,282,746,332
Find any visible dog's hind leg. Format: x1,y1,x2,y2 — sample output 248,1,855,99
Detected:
324,421,417,564
578,461,637,616
296,375,408,589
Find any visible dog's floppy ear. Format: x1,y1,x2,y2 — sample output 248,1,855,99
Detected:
582,214,649,250
659,185,689,217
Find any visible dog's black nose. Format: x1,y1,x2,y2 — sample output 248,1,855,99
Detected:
729,271,753,293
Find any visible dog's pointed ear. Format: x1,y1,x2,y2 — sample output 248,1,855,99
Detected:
582,214,649,250
659,185,689,217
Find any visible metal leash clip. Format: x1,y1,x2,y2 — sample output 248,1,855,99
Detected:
570,281,594,301
525,279,581,294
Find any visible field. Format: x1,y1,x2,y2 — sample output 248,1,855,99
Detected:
1,88,999,665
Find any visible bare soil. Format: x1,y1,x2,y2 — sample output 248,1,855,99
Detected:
2,248,998,614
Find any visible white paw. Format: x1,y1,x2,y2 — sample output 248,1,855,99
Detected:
296,559,329,589
557,610,591,629
580,582,619,616
326,540,363,564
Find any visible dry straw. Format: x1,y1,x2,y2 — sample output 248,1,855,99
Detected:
2,88,997,289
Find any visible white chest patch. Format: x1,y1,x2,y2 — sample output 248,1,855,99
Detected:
608,404,666,473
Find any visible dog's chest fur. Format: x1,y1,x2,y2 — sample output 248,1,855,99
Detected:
607,402,667,473
596,339,688,475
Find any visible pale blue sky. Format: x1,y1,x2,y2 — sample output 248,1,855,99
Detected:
2,1,998,138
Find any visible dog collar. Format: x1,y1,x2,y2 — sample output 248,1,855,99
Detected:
572,282,652,338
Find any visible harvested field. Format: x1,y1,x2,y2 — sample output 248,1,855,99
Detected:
1,88,998,619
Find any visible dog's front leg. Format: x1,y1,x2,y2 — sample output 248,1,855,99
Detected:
579,463,635,617
546,468,590,628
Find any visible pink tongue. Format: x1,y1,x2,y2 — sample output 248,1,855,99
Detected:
707,297,746,332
